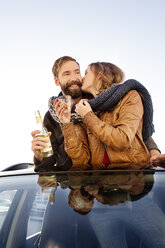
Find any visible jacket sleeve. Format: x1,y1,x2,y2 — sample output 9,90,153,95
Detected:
83,90,144,151
61,122,91,168
144,137,161,152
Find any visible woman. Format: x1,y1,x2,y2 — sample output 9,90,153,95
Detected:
55,62,151,169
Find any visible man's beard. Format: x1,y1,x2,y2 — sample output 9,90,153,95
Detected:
60,80,83,99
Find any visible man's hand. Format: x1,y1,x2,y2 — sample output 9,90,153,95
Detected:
150,149,161,164
31,130,51,161
75,99,92,118
54,98,71,124
151,153,165,166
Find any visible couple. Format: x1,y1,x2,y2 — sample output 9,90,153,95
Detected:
31,56,162,171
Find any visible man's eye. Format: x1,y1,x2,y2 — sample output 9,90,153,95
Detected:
76,71,80,74
64,73,69,76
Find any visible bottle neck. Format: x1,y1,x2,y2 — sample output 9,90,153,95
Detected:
34,110,47,133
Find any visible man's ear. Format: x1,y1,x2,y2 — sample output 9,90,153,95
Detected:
54,77,60,86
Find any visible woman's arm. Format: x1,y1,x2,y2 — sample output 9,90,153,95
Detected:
144,136,161,162
78,91,145,151
144,137,160,152
61,122,91,168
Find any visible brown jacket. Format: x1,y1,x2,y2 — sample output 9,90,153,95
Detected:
61,90,150,170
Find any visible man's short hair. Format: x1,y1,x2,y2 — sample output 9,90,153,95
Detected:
52,56,79,78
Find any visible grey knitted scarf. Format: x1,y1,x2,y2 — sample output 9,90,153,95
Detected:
48,79,154,141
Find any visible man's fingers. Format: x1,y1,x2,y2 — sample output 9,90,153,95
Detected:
47,131,52,137
157,154,165,160
31,130,41,137
32,145,44,152
31,130,51,139
32,138,49,145
32,137,50,150
31,141,49,155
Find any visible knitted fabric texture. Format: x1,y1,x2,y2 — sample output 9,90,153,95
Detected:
48,79,154,141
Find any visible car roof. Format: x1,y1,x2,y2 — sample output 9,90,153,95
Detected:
1,164,165,248
0,162,165,177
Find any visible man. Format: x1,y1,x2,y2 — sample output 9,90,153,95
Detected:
31,56,84,171
31,56,162,171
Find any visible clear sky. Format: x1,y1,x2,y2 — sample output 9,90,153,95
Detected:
0,0,164,170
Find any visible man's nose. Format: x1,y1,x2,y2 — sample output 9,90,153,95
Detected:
71,74,78,81
71,72,82,81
